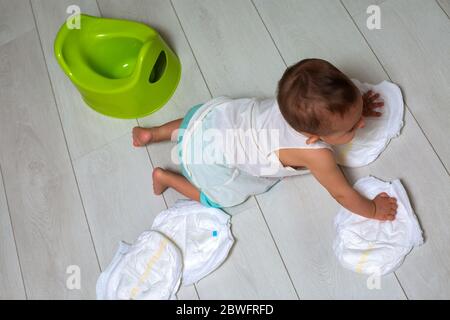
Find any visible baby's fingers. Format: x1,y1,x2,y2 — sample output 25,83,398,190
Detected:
369,93,380,102
363,90,374,98
365,110,382,117
372,101,384,108
377,213,395,221
386,214,396,221
365,101,384,111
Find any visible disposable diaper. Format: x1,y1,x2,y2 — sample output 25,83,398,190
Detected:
334,80,404,167
96,200,234,299
96,231,182,300
333,176,423,275
152,200,234,285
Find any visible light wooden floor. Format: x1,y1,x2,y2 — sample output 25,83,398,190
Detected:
0,0,449,300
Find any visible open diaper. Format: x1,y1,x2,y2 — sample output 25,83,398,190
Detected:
96,200,234,299
333,80,404,167
333,176,423,275
96,231,182,300
152,200,234,286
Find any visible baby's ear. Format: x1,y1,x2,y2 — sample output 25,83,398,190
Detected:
306,135,320,145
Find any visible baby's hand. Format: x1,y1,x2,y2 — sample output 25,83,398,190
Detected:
363,90,384,117
372,192,398,221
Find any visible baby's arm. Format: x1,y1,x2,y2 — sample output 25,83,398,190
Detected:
301,149,397,220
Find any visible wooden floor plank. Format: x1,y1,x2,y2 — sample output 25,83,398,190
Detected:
343,0,450,172
166,0,299,299
253,0,386,83
0,0,34,47
339,0,388,17
0,168,26,299
172,0,286,98
31,0,199,300
0,1,100,299
30,0,135,161
72,134,166,267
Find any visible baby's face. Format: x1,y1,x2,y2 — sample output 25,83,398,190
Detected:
321,94,365,145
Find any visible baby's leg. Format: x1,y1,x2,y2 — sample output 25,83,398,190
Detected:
132,118,183,147
152,167,200,202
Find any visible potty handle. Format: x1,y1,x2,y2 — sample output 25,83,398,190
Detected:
149,50,167,84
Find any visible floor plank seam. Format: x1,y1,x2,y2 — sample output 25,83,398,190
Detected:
339,0,449,176
435,0,450,19
254,196,301,300
94,1,170,212
167,0,226,299
138,119,170,211
169,0,214,99
393,272,409,300
250,0,288,67
94,0,101,15
71,132,131,162
168,0,214,300
339,0,440,299
29,0,102,273
0,163,28,299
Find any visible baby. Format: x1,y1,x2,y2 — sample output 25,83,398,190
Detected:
133,59,397,221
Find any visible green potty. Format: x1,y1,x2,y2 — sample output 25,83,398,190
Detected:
54,14,181,119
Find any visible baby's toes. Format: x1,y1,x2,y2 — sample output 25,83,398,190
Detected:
132,127,140,144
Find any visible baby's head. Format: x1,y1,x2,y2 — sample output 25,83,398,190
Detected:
277,59,364,145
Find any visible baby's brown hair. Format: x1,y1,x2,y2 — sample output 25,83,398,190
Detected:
277,59,360,135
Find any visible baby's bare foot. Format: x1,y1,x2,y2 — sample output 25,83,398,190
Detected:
132,127,153,147
152,167,169,195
